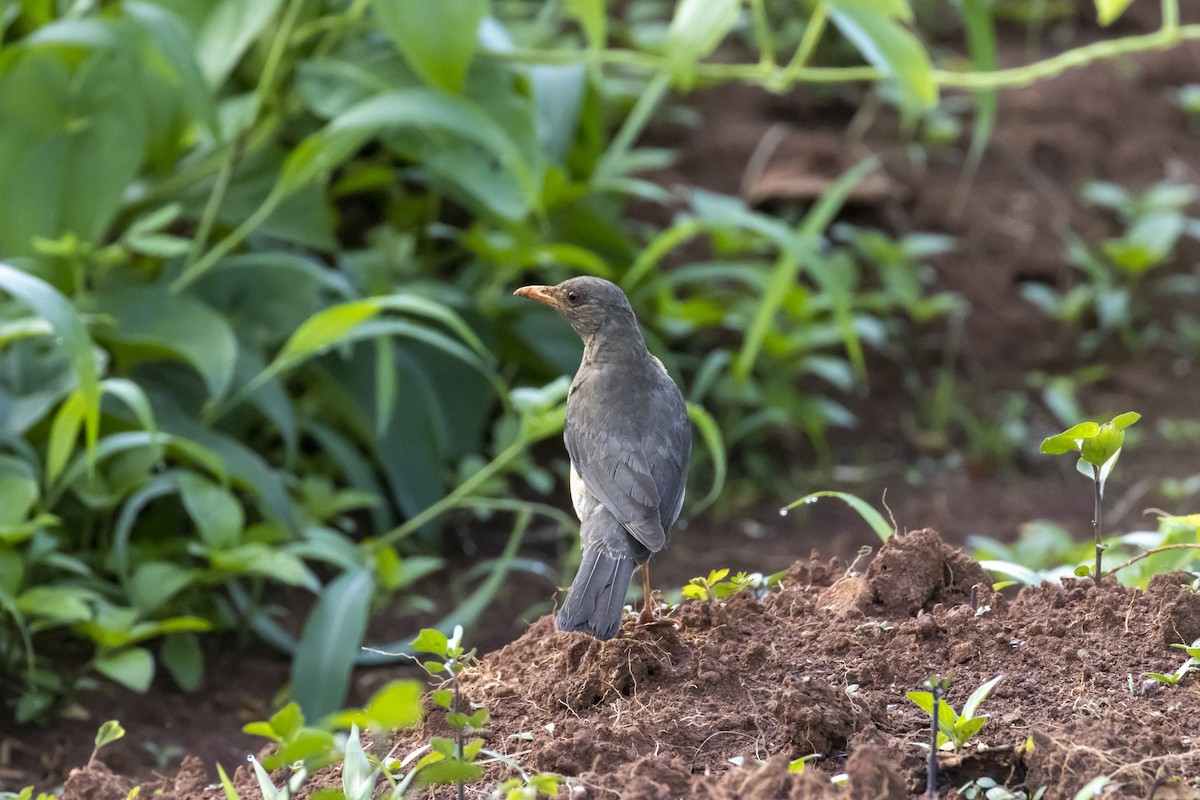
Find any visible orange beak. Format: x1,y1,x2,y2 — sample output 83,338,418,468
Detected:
514,285,559,308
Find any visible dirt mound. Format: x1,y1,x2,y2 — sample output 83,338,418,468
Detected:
66,529,1200,798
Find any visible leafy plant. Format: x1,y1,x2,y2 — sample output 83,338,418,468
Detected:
1144,637,1200,687
1021,181,1200,355
907,674,1003,751
1040,411,1140,585
681,568,782,599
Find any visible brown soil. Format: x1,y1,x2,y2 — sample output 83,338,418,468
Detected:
64,529,1200,798
7,6,1200,799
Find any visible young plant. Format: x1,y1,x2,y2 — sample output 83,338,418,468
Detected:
408,627,560,799
1040,412,1140,585
1144,637,1200,687
907,674,1003,752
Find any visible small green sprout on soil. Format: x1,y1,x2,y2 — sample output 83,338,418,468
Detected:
681,568,785,602
1144,637,1200,687
907,674,1003,752
87,719,126,768
1040,411,1140,585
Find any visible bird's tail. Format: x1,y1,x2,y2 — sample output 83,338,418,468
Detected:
556,548,637,640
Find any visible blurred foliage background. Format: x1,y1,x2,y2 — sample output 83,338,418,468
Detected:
0,0,1197,724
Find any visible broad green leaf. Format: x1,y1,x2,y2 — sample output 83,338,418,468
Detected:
411,628,449,658
1111,411,1141,431
1094,0,1135,26
0,466,39,528
1039,422,1100,455
0,50,147,255
17,585,94,626
123,1,219,136
962,674,1002,719
780,490,893,541
956,714,987,740
826,0,936,115
268,702,305,739
330,679,423,732
0,264,100,459
129,562,197,613
160,633,204,692
92,282,238,401
374,0,487,93
95,646,155,692
94,719,126,748
418,758,484,786
178,473,244,550
291,568,375,722
189,0,285,88
666,0,741,88
208,544,315,588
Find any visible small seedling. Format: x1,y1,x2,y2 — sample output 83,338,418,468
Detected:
1040,412,1140,585
408,626,560,799
87,720,126,768
1144,637,1200,686
907,674,1002,752
682,568,754,601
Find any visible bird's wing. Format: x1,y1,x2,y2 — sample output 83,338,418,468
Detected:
565,420,667,552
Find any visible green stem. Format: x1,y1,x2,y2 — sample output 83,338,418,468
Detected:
593,71,671,185
1162,0,1179,31
180,133,245,282
785,2,828,78
1093,466,1103,587
374,434,529,548
747,0,776,67
256,0,307,111
487,23,1200,94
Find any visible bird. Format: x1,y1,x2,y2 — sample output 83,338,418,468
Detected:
514,276,691,640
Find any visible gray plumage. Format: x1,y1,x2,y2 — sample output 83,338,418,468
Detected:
514,277,691,639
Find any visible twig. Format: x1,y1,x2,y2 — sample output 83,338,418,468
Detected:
1104,544,1200,577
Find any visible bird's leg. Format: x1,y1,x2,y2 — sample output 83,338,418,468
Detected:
639,563,656,624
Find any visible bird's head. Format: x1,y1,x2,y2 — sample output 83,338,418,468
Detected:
514,276,638,340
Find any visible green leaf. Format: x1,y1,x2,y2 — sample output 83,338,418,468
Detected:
1093,0,1135,26
0,51,147,257
686,402,726,515
291,568,375,722
374,0,487,93
411,628,450,658
93,282,238,401
780,490,893,541
0,464,39,528
178,473,244,550
564,0,606,49
419,757,484,786
129,561,196,614
826,0,936,116
961,674,1002,719
1110,411,1141,431
95,646,155,692
160,633,204,692
0,264,100,459
1039,422,1100,455
190,0,285,88
17,586,94,626
264,703,305,740
94,719,126,749
666,0,741,88
362,679,423,730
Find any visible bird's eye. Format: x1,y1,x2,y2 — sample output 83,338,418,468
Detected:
566,290,580,304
